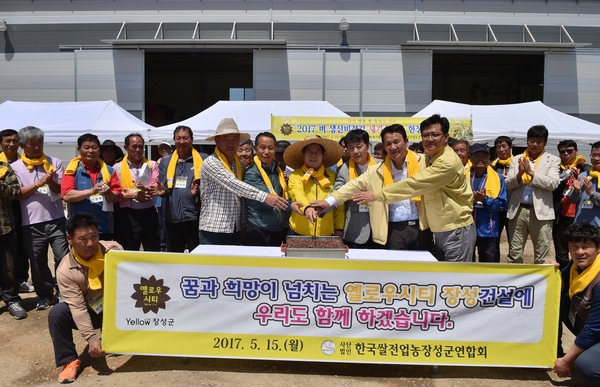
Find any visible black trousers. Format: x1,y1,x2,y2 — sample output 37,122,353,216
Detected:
116,206,160,251
48,302,103,367
0,230,20,304
244,224,286,247
553,215,574,270
386,222,433,251
475,236,499,263
166,220,200,252
200,230,241,246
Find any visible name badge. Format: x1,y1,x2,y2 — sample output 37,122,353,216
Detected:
582,199,594,209
358,204,369,213
88,293,104,315
89,194,104,204
37,185,49,194
175,176,187,189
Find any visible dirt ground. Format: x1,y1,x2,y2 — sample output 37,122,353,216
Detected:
0,236,594,387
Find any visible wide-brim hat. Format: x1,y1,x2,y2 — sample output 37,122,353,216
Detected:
283,136,343,170
205,118,250,143
100,140,124,159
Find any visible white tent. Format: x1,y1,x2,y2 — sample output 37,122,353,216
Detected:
414,100,600,150
472,101,600,149
150,100,349,143
0,100,153,143
413,100,473,121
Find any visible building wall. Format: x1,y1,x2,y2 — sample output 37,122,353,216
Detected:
0,50,144,117
254,49,432,115
545,50,600,118
2,1,600,121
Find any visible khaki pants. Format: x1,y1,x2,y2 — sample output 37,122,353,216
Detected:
508,205,553,264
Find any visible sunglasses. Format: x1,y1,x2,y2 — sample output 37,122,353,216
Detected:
559,149,575,155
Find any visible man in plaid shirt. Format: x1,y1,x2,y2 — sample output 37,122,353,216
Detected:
199,118,288,245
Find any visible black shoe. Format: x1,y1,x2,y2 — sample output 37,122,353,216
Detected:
36,296,57,311
7,302,27,320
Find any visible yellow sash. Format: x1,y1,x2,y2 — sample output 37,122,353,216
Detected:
301,164,330,189
521,149,544,185
253,155,289,199
215,148,243,180
73,248,105,290
466,166,501,199
120,154,153,190
560,155,587,172
336,159,343,168
0,152,19,163
0,164,7,179
589,167,600,181
348,155,376,180
492,155,513,168
21,153,56,173
569,252,600,299
166,148,202,189
382,151,421,201
65,157,110,182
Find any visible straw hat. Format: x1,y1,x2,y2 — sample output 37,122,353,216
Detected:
283,136,343,170
205,118,250,142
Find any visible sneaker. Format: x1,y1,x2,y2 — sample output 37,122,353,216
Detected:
58,358,81,383
36,296,57,311
19,281,35,293
7,302,27,320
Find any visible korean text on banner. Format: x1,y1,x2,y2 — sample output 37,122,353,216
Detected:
271,116,424,142
102,252,560,367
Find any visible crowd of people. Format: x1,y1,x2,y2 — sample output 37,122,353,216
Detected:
1,113,599,383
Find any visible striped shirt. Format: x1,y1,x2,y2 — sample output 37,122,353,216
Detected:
199,154,267,233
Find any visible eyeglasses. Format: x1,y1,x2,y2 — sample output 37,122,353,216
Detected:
559,149,575,155
590,153,600,159
421,132,444,140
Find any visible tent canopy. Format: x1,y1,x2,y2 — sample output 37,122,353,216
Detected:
0,100,153,144
150,100,349,143
414,100,600,150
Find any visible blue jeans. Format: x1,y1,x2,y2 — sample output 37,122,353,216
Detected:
573,341,600,383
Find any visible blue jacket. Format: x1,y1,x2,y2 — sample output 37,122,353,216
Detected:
158,154,200,224
67,162,115,234
561,261,600,350
569,171,600,228
469,170,507,238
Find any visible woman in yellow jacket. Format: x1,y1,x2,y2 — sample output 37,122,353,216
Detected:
284,136,344,236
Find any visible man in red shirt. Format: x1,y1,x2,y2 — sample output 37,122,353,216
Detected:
61,133,122,240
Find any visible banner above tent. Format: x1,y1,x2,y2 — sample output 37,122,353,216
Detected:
151,101,349,144
0,100,153,144
271,116,424,142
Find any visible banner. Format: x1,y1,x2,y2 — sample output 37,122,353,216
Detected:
270,116,474,142
271,116,424,142
103,252,560,367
